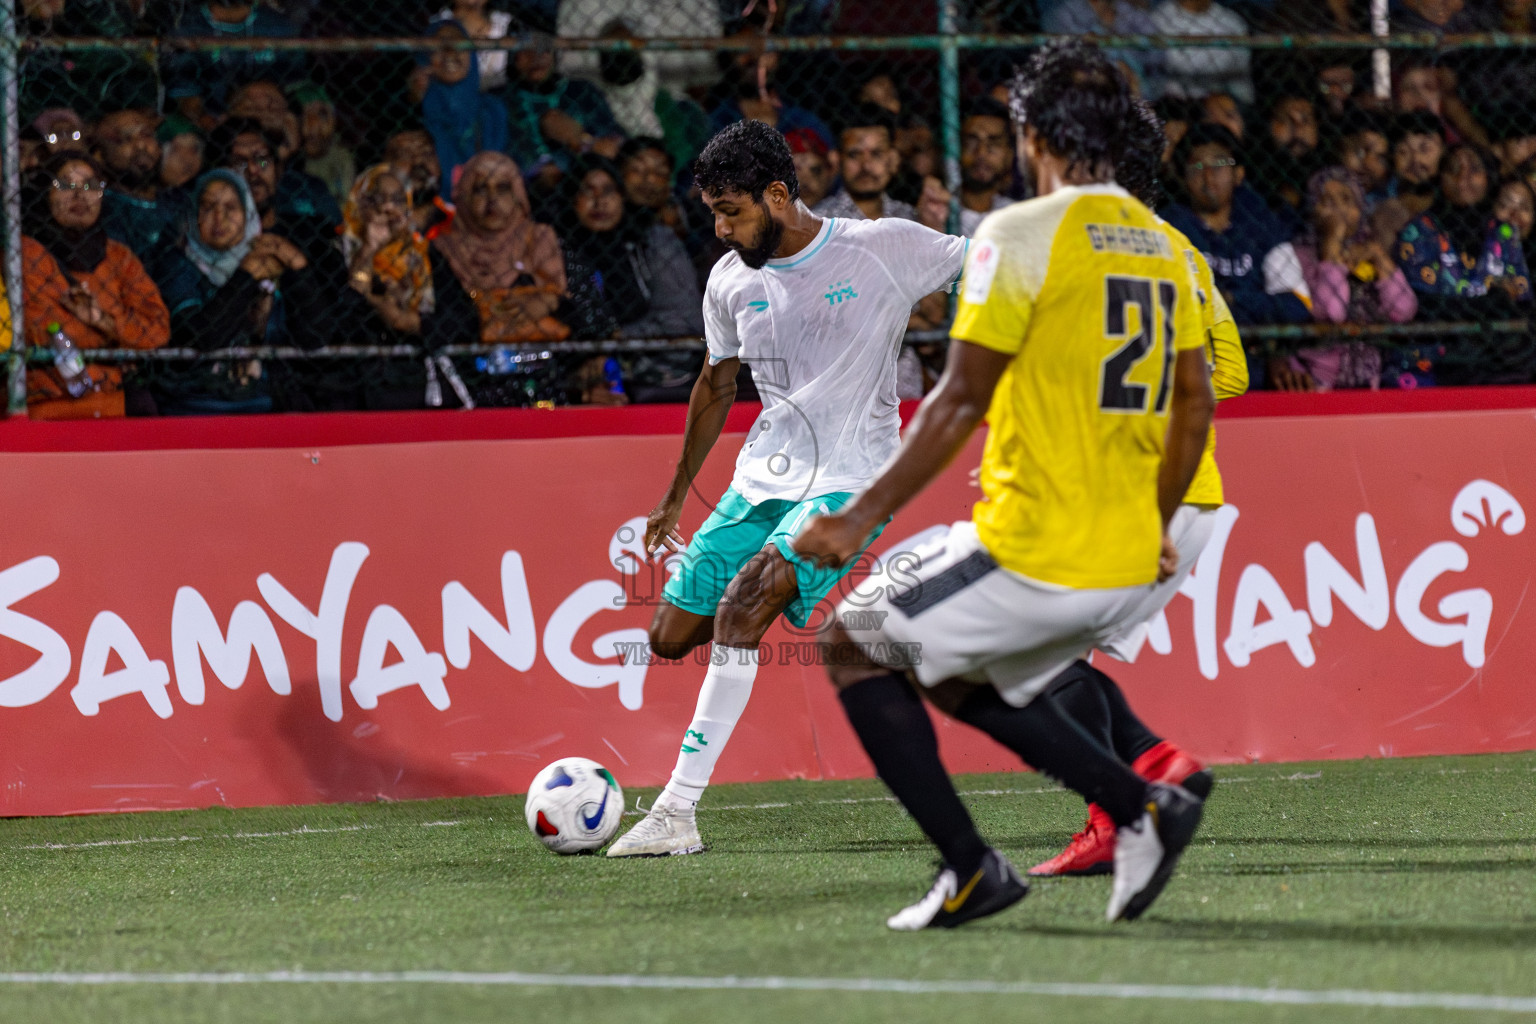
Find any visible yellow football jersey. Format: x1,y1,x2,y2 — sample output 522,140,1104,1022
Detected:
952,184,1205,589
1171,228,1249,507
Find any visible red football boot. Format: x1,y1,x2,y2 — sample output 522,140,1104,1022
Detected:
1028,803,1115,876
1030,741,1213,877
1132,740,1214,799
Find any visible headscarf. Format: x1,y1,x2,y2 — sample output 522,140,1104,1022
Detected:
434,151,565,293
183,169,262,287
420,18,511,187
1304,166,1373,245
22,152,110,274
1302,166,1384,323
560,156,650,325
342,164,435,314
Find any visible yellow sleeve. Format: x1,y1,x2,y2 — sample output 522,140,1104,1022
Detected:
1188,248,1247,399
1171,255,1205,353
1207,287,1249,400
950,230,1034,356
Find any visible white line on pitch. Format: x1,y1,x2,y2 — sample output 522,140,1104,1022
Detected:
228,826,370,840
19,836,204,850
0,971,1530,1012
19,821,459,851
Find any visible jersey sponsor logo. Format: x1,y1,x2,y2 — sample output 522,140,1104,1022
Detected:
746,300,769,314
1085,223,1174,258
823,279,859,306
962,240,1000,304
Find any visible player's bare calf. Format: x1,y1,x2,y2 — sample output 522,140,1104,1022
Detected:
608,549,802,858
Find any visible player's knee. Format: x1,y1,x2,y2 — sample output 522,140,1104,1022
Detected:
648,595,718,660
647,631,699,662
648,616,706,661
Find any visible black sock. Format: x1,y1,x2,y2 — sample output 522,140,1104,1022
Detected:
1043,661,1115,751
954,683,1149,827
1087,664,1163,763
839,673,989,875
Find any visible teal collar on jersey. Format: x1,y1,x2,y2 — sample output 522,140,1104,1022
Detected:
764,216,836,270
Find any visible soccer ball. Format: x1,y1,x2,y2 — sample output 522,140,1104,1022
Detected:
524,757,625,854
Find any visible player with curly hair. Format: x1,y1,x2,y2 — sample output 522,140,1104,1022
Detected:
1028,96,1250,879
794,41,1215,929
606,119,970,858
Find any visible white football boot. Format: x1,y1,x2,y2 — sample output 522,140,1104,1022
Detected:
605,803,704,857
1106,782,1204,922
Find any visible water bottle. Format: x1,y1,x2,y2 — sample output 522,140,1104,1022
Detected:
45,322,93,398
603,357,626,398
475,347,517,375
424,355,443,407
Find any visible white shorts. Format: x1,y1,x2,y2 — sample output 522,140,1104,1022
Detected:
1097,505,1217,663
835,521,1152,707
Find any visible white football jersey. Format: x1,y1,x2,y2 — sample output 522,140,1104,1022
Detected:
704,216,968,505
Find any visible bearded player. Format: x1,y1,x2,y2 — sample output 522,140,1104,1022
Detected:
1026,97,1250,879
607,119,969,858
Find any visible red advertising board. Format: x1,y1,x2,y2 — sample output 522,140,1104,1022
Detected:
0,403,1533,815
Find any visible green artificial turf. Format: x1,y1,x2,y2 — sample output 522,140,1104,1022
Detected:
0,752,1534,1023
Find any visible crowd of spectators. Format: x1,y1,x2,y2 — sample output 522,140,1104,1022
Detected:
10,0,1536,418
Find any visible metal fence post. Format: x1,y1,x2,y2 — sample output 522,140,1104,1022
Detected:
939,0,962,235
1370,0,1391,100
1,3,24,417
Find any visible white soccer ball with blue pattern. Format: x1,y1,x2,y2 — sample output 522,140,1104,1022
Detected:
525,757,625,854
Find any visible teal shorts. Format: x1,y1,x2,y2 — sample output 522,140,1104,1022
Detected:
661,487,888,629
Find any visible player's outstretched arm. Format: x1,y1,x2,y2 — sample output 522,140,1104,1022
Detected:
793,340,1012,569
1160,347,1216,527
646,356,741,557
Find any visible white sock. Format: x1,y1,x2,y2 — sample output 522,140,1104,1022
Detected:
658,646,758,811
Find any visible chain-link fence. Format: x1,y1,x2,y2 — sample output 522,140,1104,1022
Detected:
5,1,1536,418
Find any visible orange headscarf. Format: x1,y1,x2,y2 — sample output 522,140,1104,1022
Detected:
342,164,435,314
